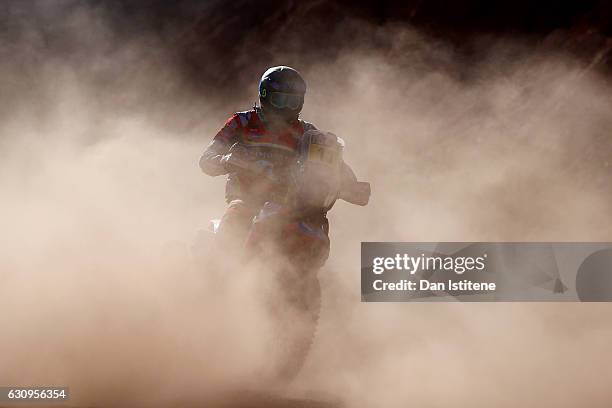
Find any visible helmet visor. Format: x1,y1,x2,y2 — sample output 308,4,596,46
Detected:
269,92,303,110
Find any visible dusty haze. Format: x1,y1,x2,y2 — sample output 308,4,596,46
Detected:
1,3,612,407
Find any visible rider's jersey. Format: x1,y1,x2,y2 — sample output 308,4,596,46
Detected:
200,107,317,204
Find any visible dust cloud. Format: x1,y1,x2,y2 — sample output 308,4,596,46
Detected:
1,3,612,408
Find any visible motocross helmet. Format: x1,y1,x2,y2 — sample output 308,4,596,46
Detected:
258,66,306,123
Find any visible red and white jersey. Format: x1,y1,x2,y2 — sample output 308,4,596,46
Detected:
200,108,316,203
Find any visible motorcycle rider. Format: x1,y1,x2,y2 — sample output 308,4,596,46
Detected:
199,65,369,245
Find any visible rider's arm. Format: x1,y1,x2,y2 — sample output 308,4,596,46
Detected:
199,115,240,176
338,161,371,206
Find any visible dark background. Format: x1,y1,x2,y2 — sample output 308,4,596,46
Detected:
2,0,611,90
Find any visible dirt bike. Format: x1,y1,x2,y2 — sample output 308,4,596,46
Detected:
200,129,369,380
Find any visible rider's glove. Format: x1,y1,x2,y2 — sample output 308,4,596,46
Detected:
220,153,238,172
220,145,250,173
339,181,371,206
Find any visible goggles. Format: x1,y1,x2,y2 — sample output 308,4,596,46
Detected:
269,92,303,110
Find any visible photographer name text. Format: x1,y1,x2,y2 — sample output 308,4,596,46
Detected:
371,253,496,292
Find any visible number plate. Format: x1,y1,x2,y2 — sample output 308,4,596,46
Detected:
307,143,340,165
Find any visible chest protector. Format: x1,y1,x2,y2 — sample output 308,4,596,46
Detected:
237,110,301,172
